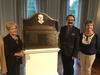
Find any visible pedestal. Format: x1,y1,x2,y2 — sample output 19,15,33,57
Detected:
24,48,60,75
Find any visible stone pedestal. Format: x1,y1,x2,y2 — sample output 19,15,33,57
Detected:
24,48,60,75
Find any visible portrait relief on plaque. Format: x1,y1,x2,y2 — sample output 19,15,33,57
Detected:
38,14,44,24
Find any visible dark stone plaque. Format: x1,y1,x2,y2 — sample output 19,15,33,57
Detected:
22,12,59,49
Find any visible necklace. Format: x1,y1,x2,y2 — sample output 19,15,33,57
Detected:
11,34,19,44
15,39,19,44
14,38,18,44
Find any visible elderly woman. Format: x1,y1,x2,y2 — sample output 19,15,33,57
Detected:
79,20,100,75
0,32,7,74
3,22,24,75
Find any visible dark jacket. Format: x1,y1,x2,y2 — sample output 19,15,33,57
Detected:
59,25,80,57
3,34,22,70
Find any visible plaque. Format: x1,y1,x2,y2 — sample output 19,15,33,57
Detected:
22,12,59,49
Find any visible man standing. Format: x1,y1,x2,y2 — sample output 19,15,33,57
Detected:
59,15,80,75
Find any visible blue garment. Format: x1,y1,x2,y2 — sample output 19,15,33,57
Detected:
79,33,100,55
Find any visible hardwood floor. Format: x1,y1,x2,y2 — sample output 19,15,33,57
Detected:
0,54,100,75
58,53,100,75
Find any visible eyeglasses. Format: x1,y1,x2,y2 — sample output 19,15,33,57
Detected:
10,28,17,30
67,19,75,21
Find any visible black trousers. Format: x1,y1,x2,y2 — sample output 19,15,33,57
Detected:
61,52,74,75
6,62,20,75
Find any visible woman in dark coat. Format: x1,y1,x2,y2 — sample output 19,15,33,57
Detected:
3,22,24,75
